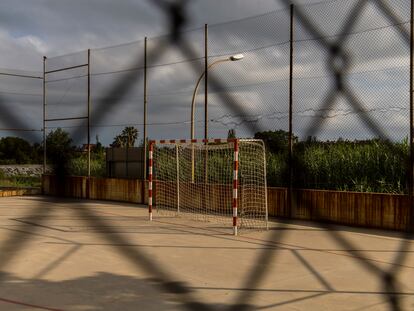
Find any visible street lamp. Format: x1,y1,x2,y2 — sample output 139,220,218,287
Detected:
190,53,244,140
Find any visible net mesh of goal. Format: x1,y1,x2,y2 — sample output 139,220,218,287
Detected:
149,139,268,233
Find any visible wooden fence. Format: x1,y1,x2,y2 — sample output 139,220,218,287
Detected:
266,188,410,231
0,188,41,197
42,175,411,231
42,175,147,203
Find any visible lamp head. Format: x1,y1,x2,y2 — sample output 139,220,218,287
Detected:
229,53,244,61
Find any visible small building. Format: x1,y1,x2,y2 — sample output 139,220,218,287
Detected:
106,147,144,179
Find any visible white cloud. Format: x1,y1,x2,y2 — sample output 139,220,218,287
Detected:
0,30,43,70
16,35,48,54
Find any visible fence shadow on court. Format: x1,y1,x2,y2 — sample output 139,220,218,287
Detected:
0,0,413,310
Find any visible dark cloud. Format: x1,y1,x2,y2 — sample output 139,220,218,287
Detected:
0,0,410,144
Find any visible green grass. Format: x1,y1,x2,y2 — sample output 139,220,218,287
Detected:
0,176,41,188
68,154,106,177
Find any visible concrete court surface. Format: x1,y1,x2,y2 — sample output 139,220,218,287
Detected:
0,196,413,310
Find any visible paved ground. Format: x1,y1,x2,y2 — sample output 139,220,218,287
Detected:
0,196,413,310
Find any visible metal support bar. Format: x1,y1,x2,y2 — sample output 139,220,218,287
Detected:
45,117,88,122
45,63,89,75
0,72,43,79
0,128,42,132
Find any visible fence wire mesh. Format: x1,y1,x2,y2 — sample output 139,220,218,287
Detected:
152,140,267,232
0,0,413,310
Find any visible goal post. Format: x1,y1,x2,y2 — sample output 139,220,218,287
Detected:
148,138,268,235
233,139,239,235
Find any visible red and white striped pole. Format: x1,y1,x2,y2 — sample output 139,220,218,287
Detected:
148,141,154,221
233,139,239,235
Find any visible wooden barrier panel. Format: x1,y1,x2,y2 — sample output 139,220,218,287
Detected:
42,175,412,232
42,175,146,204
0,188,41,197
284,188,409,231
266,187,288,217
89,177,146,203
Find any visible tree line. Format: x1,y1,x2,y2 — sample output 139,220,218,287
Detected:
0,126,140,165
0,127,409,193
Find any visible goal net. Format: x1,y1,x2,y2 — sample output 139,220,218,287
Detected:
148,139,268,235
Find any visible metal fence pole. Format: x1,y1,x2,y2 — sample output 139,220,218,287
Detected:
410,0,414,230
143,37,148,181
204,24,209,186
87,49,91,179
43,56,47,177
204,24,208,141
203,25,209,214
87,49,91,198
288,4,295,218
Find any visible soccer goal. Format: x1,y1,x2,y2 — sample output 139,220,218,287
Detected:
148,138,268,235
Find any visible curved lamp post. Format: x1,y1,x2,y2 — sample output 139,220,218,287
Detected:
190,54,244,183
190,53,244,140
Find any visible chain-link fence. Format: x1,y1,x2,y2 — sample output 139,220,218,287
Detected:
22,0,409,195
0,0,414,309
0,68,43,188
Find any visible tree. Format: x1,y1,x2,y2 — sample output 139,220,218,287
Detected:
32,142,43,163
94,135,105,155
111,135,125,148
254,130,298,153
46,128,74,163
227,129,236,139
122,126,138,147
111,126,139,148
0,137,34,164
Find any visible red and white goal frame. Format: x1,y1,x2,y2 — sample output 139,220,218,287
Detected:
148,138,267,235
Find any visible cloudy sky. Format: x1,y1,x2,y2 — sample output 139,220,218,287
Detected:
0,0,319,70
0,0,411,145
